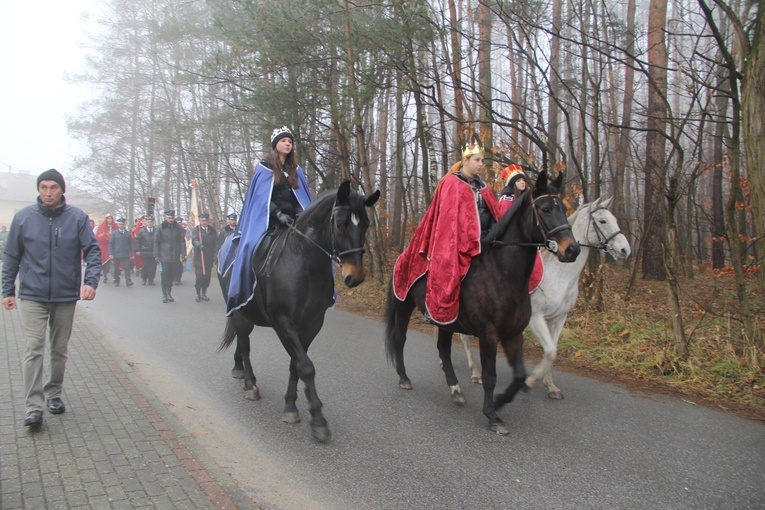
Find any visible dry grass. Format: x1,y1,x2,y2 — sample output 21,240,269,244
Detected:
334,264,765,423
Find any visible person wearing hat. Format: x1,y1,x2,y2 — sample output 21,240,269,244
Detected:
95,213,116,282
2,169,101,428
218,212,237,247
225,126,313,315
392,134,500,325
136,216,158,285
108,217,135,287
497,164,527,215
154,210,186,303
191,213,218,302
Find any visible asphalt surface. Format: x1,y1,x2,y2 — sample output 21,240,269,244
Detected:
3,271,764,509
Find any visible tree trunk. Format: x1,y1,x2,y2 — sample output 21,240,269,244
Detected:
478,0,493,163
642,0,669,281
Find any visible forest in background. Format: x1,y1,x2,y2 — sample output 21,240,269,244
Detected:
68,0,764,393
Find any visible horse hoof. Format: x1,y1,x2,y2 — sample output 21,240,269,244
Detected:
231,369,245,379
399,379,413,390
450,386,465,404
312,426,332,443
490,422,510,435
243,387,261,400
471,376,482,385
281,412,301,424
548,391,564,400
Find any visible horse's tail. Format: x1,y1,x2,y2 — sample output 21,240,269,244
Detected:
384,277,399,364
217,316,238,353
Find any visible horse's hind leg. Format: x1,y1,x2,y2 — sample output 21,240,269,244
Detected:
232,346,245,379
386,297,416,390
437,329,465,404
281,359,300,424
235,319,259,400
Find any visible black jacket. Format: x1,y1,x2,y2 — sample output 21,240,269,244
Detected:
2,197,101,302
135,226,157,257
191,225,218,269
153,220,186,263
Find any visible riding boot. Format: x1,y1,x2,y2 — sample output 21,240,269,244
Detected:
195,290,201,302
162,291,168,303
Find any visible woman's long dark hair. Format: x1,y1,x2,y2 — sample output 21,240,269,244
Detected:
263,147,299,188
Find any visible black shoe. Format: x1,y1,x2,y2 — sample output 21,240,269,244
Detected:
174,281,183,286
126,280,134,287
149,281,156,286
24,410,43,427
202,294,210,302
195,294,201,302
168,293,175,302
46,397,66,415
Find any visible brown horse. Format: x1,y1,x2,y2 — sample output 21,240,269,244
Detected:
384,172,579,434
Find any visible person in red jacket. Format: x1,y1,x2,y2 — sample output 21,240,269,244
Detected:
95,214,116,283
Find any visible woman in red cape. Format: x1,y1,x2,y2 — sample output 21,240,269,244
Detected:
95,214,115,283
393,136,499,325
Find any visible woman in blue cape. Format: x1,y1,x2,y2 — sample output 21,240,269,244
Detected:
223,126,313,315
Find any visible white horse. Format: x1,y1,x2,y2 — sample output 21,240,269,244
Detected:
457,196,631,399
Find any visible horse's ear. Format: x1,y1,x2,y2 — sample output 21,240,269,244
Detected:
366,190,380,208
533,171,549,197
550,171,563,193
591,196,602,209
337,180,351,205
601,196,613,209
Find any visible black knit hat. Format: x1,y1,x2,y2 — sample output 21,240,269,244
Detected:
37,168,66,193
270,126,294,149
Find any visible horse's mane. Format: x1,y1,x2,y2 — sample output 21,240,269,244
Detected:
294,189,337,228
480,189,531,249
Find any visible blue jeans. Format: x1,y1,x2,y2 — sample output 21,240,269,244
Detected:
19,300,77,412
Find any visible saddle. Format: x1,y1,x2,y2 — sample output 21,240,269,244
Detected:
249,226,291,321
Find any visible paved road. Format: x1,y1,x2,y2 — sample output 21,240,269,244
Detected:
81,275,764,509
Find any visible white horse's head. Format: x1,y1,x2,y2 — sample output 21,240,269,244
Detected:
570,196,631,260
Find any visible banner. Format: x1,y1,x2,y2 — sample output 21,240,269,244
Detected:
146,197,156,217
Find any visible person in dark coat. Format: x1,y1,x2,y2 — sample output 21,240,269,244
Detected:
191,213,218,302
2,168,101,428
154,210,186,303
108,218,135,287
218,212,237,247
135,216,157,286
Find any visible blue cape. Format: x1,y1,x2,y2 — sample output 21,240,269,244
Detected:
222,162,312,315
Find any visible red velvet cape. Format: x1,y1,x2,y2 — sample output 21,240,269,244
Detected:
393,173,500,324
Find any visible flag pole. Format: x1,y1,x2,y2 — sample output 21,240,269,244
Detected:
191,180,206,276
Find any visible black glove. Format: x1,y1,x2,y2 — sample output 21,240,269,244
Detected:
275,210,294,226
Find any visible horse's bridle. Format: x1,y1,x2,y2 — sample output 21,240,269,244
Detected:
577,205,623,254
284,203,366,265
531,194,572,254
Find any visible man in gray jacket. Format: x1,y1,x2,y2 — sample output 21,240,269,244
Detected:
108,217,134,287
1,169,101,428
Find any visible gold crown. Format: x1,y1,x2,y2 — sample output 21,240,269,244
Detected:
461,139,485,158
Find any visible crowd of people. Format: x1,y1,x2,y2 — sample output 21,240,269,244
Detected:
90,209,238,303
1,125,528,432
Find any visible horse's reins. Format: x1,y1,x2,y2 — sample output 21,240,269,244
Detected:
281,203,366,265
490,194,572,254
577,205,623,254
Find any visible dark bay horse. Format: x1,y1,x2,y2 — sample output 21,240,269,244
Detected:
384,172,580,434
219,181,379,442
